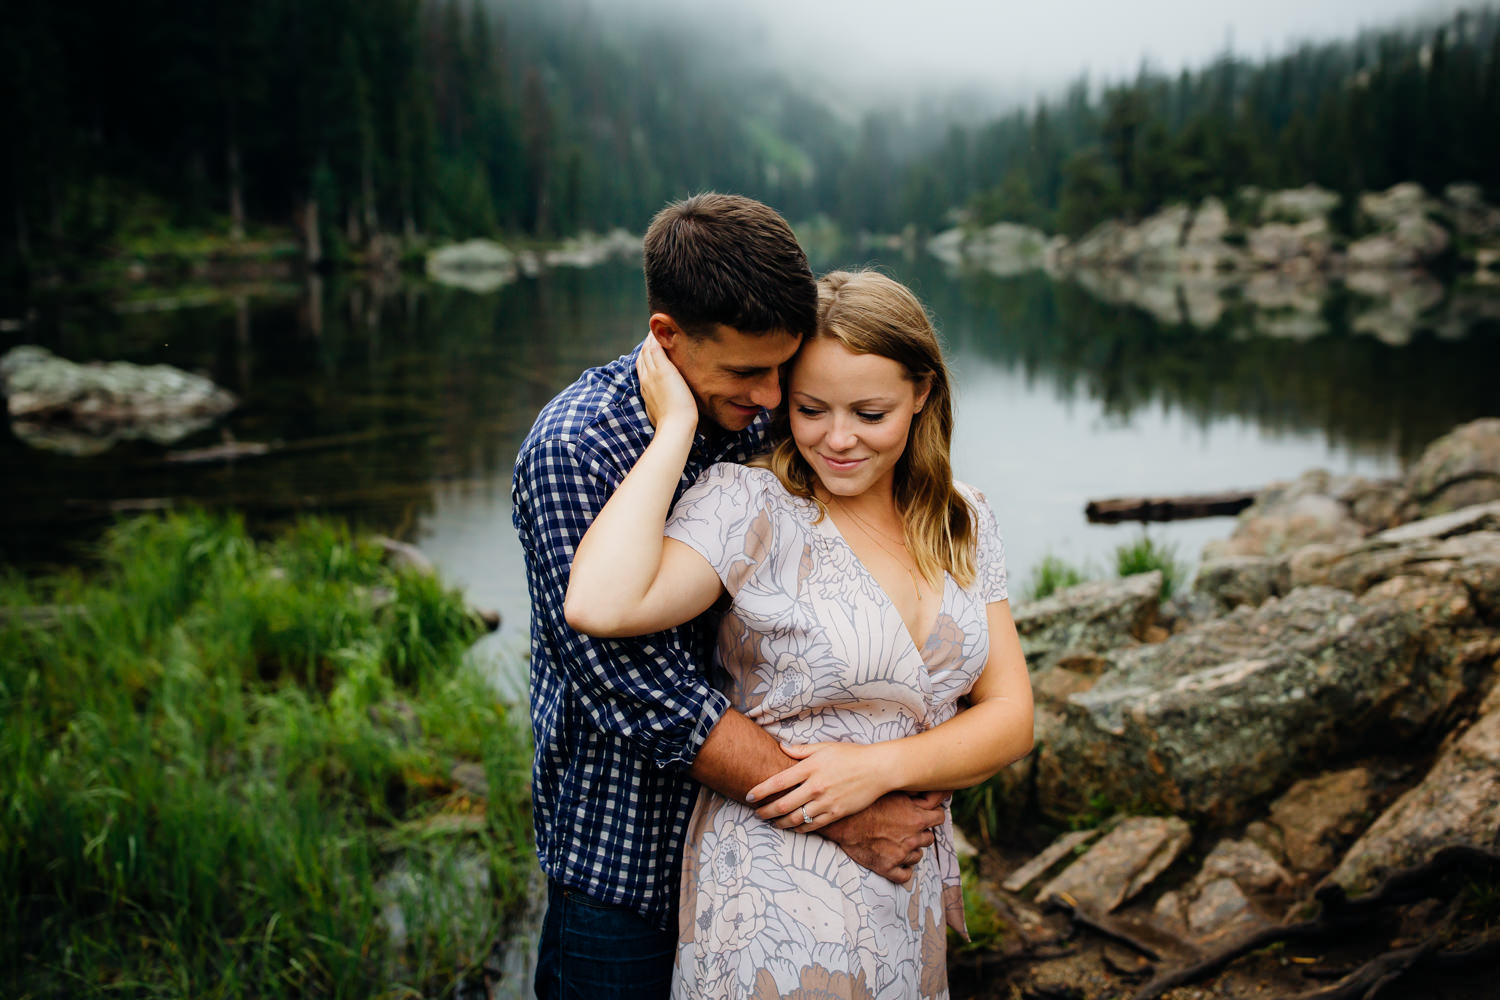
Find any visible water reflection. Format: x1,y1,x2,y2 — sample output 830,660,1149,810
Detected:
912,260,1500,462
3,259,1497,693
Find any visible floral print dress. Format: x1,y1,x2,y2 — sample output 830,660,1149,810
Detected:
662,463,1009,1000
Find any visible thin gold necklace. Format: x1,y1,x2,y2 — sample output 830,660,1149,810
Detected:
829,495,924,605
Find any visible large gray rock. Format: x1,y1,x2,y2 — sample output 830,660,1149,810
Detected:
540,228,640,268
1328,706,1500,894
1263,768,1380,874
1346,269,1447,346
1050,205,1207,273
1247,218,1332,269
425,239,518,292
1182,198,1237,272
1337,476,1410,534
1060,268,1202,327
1031,583,1475,823
1193,555,1290,612
1152,837,1292,944
1290,526,1500,605
1360,182,1439,228
1240,272,1329,314
1404,418,1500,517
1037,816,1191,912
1431,286,1500,341
1203,469,1366,560
0,345,237,454
928,222,1049,275
1348,183,1451,269
1284,501,1500,622
1013,572,1162,672
1259,185,1340,225
1002,828,1100,894
1444,182,1500,243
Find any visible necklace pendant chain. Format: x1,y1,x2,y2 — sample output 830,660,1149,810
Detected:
829,495,924,604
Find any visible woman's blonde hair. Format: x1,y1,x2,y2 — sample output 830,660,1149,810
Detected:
755,270,977,586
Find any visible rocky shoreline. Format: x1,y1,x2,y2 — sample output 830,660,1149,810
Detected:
929,182,1500,344
957,418,1500,999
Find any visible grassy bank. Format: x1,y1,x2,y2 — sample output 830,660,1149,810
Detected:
0,513,534,999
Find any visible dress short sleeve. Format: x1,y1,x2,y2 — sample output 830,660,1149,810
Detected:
664,463,782,595
960,483,1009,604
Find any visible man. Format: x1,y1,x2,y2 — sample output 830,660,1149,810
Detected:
512,193,946,999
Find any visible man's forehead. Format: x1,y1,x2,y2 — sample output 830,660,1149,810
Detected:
708,325,801,366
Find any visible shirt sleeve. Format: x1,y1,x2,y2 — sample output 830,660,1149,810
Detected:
663,464,779,597
512,435,729,772
963,483,1010,604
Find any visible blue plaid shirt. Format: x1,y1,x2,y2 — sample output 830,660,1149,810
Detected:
511,346,772,929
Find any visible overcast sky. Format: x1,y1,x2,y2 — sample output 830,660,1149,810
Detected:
623,0,1478,105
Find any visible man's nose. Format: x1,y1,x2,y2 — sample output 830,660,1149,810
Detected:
747,374,781,411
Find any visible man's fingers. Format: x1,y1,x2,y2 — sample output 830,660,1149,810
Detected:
884,864,913,885
904,830,936,852
902,849,923,867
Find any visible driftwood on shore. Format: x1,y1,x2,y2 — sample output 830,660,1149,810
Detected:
1129,845,1500,1000
1085,489,1257,523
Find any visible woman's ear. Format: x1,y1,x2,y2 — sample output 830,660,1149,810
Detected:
913,376,933,415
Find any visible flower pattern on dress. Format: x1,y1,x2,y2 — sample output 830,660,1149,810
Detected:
663,465,1010,1000
762,650,819,717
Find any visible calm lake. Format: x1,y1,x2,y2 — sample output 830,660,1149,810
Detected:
4,253,1498,698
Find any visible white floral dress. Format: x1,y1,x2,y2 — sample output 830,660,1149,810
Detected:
662,463,1009,1000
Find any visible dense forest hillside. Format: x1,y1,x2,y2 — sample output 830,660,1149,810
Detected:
0,0,852,274
944,7,1500,238
2,0,1497,284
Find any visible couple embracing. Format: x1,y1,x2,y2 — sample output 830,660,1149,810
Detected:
512,193,1034,1000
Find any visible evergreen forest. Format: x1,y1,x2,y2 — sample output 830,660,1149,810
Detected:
3,0,1499,284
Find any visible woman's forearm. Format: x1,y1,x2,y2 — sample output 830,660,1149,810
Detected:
563,415,696,634
879,694,1034,793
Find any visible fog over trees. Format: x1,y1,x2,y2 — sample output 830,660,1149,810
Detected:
2,0,1497,278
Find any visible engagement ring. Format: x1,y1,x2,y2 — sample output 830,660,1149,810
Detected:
802,806,812,825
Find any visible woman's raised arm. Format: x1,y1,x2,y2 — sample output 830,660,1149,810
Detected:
563,337,725,638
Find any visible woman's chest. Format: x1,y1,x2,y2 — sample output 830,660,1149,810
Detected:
723,530,989,716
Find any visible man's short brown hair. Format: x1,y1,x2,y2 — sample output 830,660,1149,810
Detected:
643,193,817,338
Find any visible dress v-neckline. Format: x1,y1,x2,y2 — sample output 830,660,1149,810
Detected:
817,512,946,658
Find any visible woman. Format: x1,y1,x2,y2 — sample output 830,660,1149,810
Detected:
565,270,1033,1000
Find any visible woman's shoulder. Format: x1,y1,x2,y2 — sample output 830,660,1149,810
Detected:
694,461,781,497
953,479,993,512
696,463,817,518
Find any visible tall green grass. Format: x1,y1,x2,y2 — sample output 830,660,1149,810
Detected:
1020,553,1092,602
1019,534,1188,604
1112,534,1186,598
0,513,533,999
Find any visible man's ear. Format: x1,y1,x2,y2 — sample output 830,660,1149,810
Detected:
648,313,684,352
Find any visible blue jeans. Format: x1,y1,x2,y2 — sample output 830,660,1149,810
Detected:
534,879,676,1000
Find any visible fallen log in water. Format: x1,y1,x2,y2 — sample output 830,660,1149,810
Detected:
158,422,444,466
163,441,273,464
1085,489,1257,524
